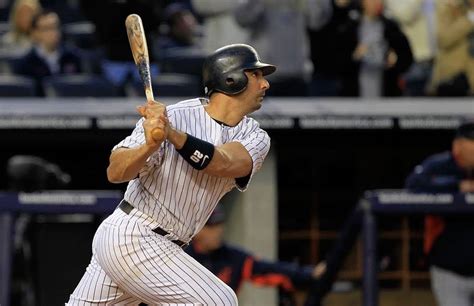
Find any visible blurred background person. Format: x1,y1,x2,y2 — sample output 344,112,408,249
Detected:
191,0,248,54
405,119,474,306
336,0,413,97
307,0,358,96
78,0,165,94
187,204,326,305
234,0,333,96
428,0,474,96
12,10,83,96
0,0,41,53
385,0,437,96
155,2,202,55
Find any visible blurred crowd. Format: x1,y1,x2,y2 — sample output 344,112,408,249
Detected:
0,0,474,98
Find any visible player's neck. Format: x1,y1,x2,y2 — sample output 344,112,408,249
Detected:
206,95,245,127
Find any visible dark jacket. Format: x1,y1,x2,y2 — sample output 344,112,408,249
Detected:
186,242,315,293
13,46,82,96
405,151,474,276
308,1,360,79
315,10,413,97
79,0,164,62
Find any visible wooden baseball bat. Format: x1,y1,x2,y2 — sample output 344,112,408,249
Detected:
125,14,164,141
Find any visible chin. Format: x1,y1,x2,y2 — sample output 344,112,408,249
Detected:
253,104,262,111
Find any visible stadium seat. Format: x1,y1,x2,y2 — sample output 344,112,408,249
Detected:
133,73,201,97
0,75,36,96
265,75,309,97
41,0,86,24
159,48,206,77
0,7,9,22
43,74,120,97
63,21,98,49
0,21,9,36
0,47,27,74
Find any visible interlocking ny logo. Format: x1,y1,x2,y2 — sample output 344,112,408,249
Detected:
190,150,209,166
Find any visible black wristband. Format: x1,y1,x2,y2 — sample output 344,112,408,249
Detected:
177,133,215,170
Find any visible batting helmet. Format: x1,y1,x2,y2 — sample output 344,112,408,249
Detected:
202,44,276,96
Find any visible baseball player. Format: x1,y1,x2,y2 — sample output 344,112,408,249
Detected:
67,44,275,305
405,120,474,306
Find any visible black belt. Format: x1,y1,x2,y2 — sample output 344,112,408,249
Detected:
118,200,187,247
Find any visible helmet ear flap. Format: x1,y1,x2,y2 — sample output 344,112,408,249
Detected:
223,70,248,94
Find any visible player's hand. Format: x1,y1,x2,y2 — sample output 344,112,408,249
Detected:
459,179,474,192
143,113,168,147
137,100,166,119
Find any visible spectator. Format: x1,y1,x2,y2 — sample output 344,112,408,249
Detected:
156,3,201,53
307,0,359,96
0,0,41,53
405,119,474,306
186,204,326,299
79,0,165,91
385,0,437,96
191,0,248,54
12,10,83,96
428,0,474,96
234,0,333,96
336,0,413,97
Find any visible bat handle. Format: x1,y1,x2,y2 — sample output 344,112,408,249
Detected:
145,86,154,103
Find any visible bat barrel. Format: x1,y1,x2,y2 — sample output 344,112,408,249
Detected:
125,13,155,101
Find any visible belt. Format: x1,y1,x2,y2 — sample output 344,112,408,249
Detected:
118,200,187,247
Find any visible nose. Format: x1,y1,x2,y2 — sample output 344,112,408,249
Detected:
261,78,270,91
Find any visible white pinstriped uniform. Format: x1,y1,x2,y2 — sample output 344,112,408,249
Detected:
67,98,270,305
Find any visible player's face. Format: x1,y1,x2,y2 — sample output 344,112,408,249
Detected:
195,223,225,252
240,69,270,111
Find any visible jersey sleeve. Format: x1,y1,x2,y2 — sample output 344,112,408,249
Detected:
111,117,163,167
112,118,146,150
232,118,271,191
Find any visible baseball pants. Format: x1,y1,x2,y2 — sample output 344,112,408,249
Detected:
67,207,238,305
430,265,474,306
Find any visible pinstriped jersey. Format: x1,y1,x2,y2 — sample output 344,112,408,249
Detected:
113,98,270,242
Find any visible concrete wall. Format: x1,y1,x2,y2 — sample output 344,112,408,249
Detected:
224,148,278,306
